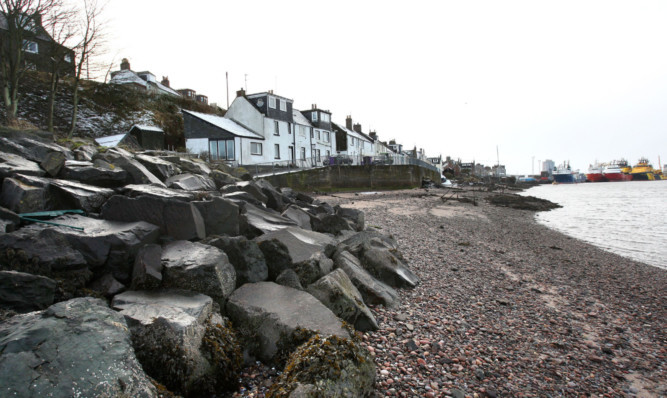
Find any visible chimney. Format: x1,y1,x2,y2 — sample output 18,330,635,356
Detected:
353,123,362,133
236,88,246,97
120,58,130,71
369,131,377,140
161,76,170,87
345,115,353,130
312,104,317,109
32,12,42,27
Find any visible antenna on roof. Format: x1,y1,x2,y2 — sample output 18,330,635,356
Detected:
244,74,248,92
226,72,229,109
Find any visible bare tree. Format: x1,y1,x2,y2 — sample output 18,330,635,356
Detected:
67,0,105,138
0,0,63,126
44,4,76,132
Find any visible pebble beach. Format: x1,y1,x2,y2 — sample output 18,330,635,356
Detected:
233,187,666,397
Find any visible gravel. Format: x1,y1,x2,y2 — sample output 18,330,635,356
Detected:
229,187,666,398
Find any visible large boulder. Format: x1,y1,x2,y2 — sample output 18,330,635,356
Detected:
244,202,298,237
131,244,163,290
40,151,66,177
335,205,365,231
161,241,236,305
307,269,378,332
111,289,242,396
254,226,336,264
49,179,115,213
192,197,240,237
120,184,195,201
234,181,269,204
0,136,72,163
209,169,239,188
0,206,20,232
168,156,211,176
226,282,350,364
101,194,205,240
204,235,268,286
358,245,420,288
0,297,157,397
268,334,375,397
311,213,353,235
98,150,165,187
134,153,181,181
0,270,56,312
334,250,399,308
0,151,45,179
255,179,285,212
60,161,128,187
166,173,217,191
0,175,50,213
281,205,313,230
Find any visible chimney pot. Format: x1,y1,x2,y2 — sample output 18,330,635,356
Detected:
161,76,170,87
236,88,246,98
120,58,130,71
353,123,362,133
345,116,352,130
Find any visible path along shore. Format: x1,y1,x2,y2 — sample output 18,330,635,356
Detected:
318,188,666,398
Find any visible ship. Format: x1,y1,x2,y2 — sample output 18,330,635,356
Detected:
630,157,656,181
602,159,633,182
553,162,577,183
585,163,606,182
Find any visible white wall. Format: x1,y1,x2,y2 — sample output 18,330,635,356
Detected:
226,97,265,137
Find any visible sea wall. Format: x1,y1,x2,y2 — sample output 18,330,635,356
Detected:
262,165,441,191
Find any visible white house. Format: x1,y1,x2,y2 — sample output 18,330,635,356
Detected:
332,116,374,163
300,105,336,165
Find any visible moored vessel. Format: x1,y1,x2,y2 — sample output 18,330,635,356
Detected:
602,159,633,182
553,162,576,183
630,157,655,181
585,163,606,182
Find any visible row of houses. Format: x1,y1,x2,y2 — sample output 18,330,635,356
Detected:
182,88,415,167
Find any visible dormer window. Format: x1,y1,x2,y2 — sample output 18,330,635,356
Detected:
269,96,276,109
64,54,72,63
23,40,38,54
311,112,318,122
322,113,330,123
280,100,286,112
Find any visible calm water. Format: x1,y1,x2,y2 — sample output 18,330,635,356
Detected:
524,181,667,269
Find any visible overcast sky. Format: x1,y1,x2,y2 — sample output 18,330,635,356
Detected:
101,0,667,175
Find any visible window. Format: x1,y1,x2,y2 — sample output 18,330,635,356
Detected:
310,129,314,138
311,112,318,122
274,144,280,159
280,100,287,111
274,121,280,136
316,149,321,162
23,40,38,54
64,54,72,63
299,126,306,137
322,113,330,123
269,96,276,109
326,150,330,158
300,147,306,160
324,131,330,142
317,130,321,140
251,142,262,155
209,139,235,161
288,122,292,134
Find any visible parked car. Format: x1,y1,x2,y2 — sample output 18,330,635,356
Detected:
324,155,353,166
371,154,394,165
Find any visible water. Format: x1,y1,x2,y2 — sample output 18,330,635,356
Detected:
523,181,667,269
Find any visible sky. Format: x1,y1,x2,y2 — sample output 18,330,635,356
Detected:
99,0,667,175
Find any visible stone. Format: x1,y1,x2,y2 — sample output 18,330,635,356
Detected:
236,181,268,204
120,184,195,201
255,226,336,263
100,151,165,187
0,136,71,163
101,194,205,240
169,156,211,175
359,245,420,288
244,202,298,237
166,173,217,191
0,151,45,179
256,238,294,280
340,230,400,253
0,176,49,213
312,213,353,235
49,179,115,213
111,289,242,396
192,197,240,237
131,244,163,290
282,205,313,230
275,268,304,290
0,226,87,273
255,179,285,211
335,205,365,231
307,269,378,332
293,256,325,287
334,250,399,308
0,270,56,312
134,153,180,181
0,206,20,232
60,161,128,187
73,144,97,161
226,282,350,363
223,190,266,208
204,236,268,286
209,169,239,188
161,240,236,305
40,151,66,177
88,273,125,297
0,297,157,397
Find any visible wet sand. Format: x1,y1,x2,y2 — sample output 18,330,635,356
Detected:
320,188,666,397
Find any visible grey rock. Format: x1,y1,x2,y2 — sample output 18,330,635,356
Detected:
73,144,97,161
204,236,268,286
0,176,49,213
0,206,20,232
131,244,163,290
236,181,268,204
61,161,128,187
244,202,298,237
293,256,324,287
275,268,304,290
340,230,400,252
255,226,336,264
0,136,71,163
226,281,349,363
255,179,285,211
88,273,125,297
0,227,87,272
121,184,195,201
359,245,420,288
223,190,265,207
0,297,157,397
101,194,205,240
209,169,239,188
334,250,399,308
256,238,293,280
170,156,211,175
282,205,313,230
335,205,365,231
49,179,115,213
100,151,165,187
312,213,352,235
135,153,180,181
0,151,45,179
161,240,236,305
307,269,378,332
0,270,56,312
192,197,240,237
40,151,66,177
166,173,217,191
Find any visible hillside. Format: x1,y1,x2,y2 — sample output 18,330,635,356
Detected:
0,72,225,150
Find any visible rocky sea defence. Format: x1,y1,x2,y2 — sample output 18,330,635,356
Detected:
0,132,424,397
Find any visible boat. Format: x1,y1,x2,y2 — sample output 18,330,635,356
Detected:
630,157,656,181
585,163,606,182
602,159,633,182
553,162,577,183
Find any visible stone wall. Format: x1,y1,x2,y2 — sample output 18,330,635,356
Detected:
263,165,440,191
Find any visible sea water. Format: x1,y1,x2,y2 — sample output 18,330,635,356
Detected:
523,181,667,269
